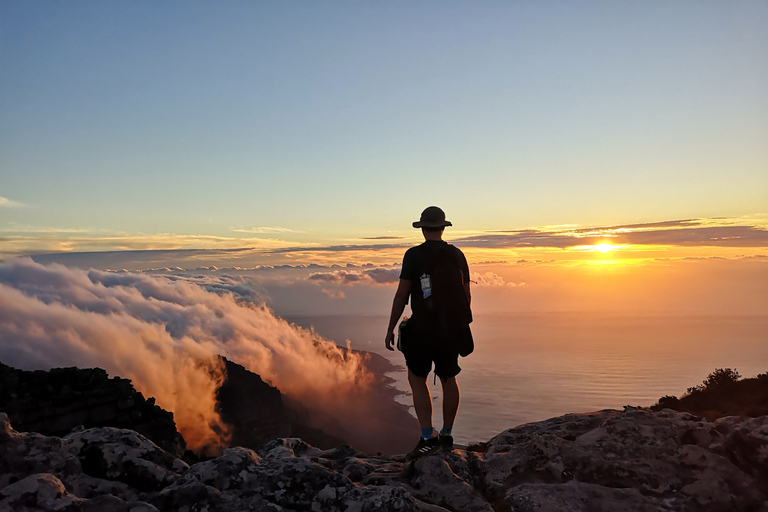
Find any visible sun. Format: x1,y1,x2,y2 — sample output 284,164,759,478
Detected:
594,243,614,253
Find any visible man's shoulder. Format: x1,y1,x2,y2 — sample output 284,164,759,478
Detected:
450,244,467,260
406,243,426,253
446,244,469,276
403,244,424,259
400,245,425,278
406,241,465,262
438,242,465,260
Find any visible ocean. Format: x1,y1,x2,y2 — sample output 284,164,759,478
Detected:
286,313,768,446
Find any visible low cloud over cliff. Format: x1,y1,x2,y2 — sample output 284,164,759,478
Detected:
0,258,377,453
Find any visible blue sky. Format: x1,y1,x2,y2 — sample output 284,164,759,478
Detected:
1,1,767,254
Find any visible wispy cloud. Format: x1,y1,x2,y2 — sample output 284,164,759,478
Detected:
0,196,25,208
274,242,408,254
30,248,253,265
473,271,525,287
357,236,407,240
456,218,768,249
0,231,315,262
307,268,400,286
363,267,401,284
231,226,300,234
487,219,701,234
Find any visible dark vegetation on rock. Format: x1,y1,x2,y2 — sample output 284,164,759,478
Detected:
652,368,768,420
0,362,185,457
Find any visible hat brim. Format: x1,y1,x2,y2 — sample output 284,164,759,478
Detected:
413,220,452,228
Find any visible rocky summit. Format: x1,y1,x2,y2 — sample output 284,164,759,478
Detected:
2,407,767,512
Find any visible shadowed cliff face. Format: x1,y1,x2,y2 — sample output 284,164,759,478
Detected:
0,358,416,458
215,357,346,450
2,408,768,512
214,352,418,456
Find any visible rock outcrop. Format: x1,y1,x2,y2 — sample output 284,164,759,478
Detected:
652,369,768,420
2,407,767,512
0,362,185,457
216,357,346,450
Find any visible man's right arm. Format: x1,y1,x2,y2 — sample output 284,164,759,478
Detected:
385,279,411,351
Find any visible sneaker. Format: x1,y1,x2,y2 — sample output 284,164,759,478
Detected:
406,436,441,460
438,434,454,451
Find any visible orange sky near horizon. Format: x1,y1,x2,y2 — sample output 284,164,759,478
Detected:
4,215,764,318
4,214,766,266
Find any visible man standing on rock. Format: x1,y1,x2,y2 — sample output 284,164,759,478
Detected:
385,206,472,460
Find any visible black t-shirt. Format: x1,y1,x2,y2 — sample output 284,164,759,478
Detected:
399,240,470,320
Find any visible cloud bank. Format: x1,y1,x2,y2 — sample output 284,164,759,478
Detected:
0,258,373,453
473,271,524,287
307,268,400,285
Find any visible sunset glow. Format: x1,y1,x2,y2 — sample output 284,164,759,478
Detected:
594,243,614,253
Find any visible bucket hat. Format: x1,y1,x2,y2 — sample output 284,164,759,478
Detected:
413,206,452,228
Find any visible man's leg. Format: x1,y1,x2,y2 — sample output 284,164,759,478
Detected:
408,368,433,432
440,375,460,431
405,368,442,460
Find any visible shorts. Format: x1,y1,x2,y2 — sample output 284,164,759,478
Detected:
401,324,461,380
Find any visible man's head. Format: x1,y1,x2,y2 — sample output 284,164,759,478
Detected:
413,206,451,241
412,206,452,229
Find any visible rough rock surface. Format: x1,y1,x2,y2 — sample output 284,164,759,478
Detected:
2,408,768,512
0,362,185,457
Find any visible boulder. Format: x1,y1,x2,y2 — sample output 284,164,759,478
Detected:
477,407,768,512
0,473,158,512
62,426,188,491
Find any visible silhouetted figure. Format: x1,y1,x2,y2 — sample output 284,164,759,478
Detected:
385,206,472,459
